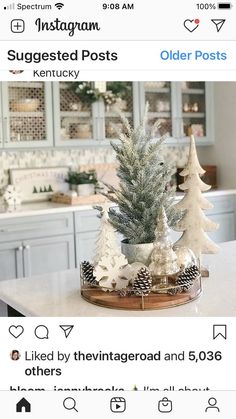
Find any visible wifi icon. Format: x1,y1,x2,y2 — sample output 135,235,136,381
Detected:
55,2,64,9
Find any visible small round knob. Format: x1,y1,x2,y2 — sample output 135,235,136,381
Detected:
18,246,23,251
24,245,30,250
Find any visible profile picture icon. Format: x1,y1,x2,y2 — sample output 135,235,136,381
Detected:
10,350,21,361
9,70,24,74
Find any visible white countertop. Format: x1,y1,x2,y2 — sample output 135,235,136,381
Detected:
0,200,95,220
0,241,235,317
0,188,235,220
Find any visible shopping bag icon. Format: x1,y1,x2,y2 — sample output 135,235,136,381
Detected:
158,397,173,413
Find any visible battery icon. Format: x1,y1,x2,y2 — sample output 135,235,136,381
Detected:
218,3,232,8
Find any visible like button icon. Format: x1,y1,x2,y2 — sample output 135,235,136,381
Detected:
9,325,24,339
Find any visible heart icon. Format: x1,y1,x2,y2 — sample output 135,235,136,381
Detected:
9,325,24,338
184,19,200,33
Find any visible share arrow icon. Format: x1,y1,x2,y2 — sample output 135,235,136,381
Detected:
59,325,74,338
211,19,226,32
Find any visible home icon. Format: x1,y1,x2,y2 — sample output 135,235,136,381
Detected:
16,398,31,413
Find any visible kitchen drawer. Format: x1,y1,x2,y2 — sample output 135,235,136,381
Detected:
75,231,98,266
0,213,74,242
209,212,236,243
74,210,100,233
206,195,235,215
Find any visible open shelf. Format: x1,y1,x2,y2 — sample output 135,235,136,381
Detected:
10,112,44,118
182,88,205,95
60,111,91,118
9,82,44,89
182,112,205,118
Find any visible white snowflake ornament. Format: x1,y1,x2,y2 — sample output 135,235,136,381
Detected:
120,262,147,285
94,254,129,290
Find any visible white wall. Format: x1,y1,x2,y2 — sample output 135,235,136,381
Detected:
197,82,236,189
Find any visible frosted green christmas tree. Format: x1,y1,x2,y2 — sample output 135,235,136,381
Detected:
107,104,180,244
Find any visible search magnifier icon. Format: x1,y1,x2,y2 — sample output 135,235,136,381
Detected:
63,397,78,412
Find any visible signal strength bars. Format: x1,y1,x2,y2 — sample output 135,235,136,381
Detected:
4,3,15,10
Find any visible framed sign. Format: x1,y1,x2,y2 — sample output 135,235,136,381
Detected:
10,166,69,202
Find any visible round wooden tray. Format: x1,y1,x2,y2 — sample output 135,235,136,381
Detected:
81,280,202,311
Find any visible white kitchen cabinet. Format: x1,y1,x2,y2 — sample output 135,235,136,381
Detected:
53,81,213,146
0,234,75,316
0,212,75,285
0,81,213,148
0,81,53,148
170,194,236,243
0,241,24,280
53,82,98,146
76,231,98,266
22,235,75,277
0,241,24,316
208,213,235,243
139,81,214,145
0,235,75,280
74,209,100,266
53,81,135,146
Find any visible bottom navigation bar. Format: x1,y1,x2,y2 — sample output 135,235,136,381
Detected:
0,391,235,418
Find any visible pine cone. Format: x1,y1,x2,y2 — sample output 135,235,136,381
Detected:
81,261,98,286
118,288,134,297
167,286,183,295
176,265,200,292
133,267,152,296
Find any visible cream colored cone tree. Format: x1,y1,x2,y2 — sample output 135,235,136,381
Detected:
174,135,219,259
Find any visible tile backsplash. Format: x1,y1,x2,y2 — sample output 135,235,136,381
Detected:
0,146,189,190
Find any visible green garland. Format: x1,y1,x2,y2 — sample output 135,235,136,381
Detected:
70,82,100,105
70,82,132,106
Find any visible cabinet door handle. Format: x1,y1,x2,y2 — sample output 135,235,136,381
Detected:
24,245,30,250
18,246,23,251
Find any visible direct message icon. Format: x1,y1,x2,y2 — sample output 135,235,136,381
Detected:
110,397,126,413
59,325,74,338
158,397,173,413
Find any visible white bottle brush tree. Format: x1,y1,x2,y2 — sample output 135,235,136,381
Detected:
93,204,121,265
93,204,129,290
174,135,219,260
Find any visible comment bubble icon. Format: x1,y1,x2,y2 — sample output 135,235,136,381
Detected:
34,325,49,340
